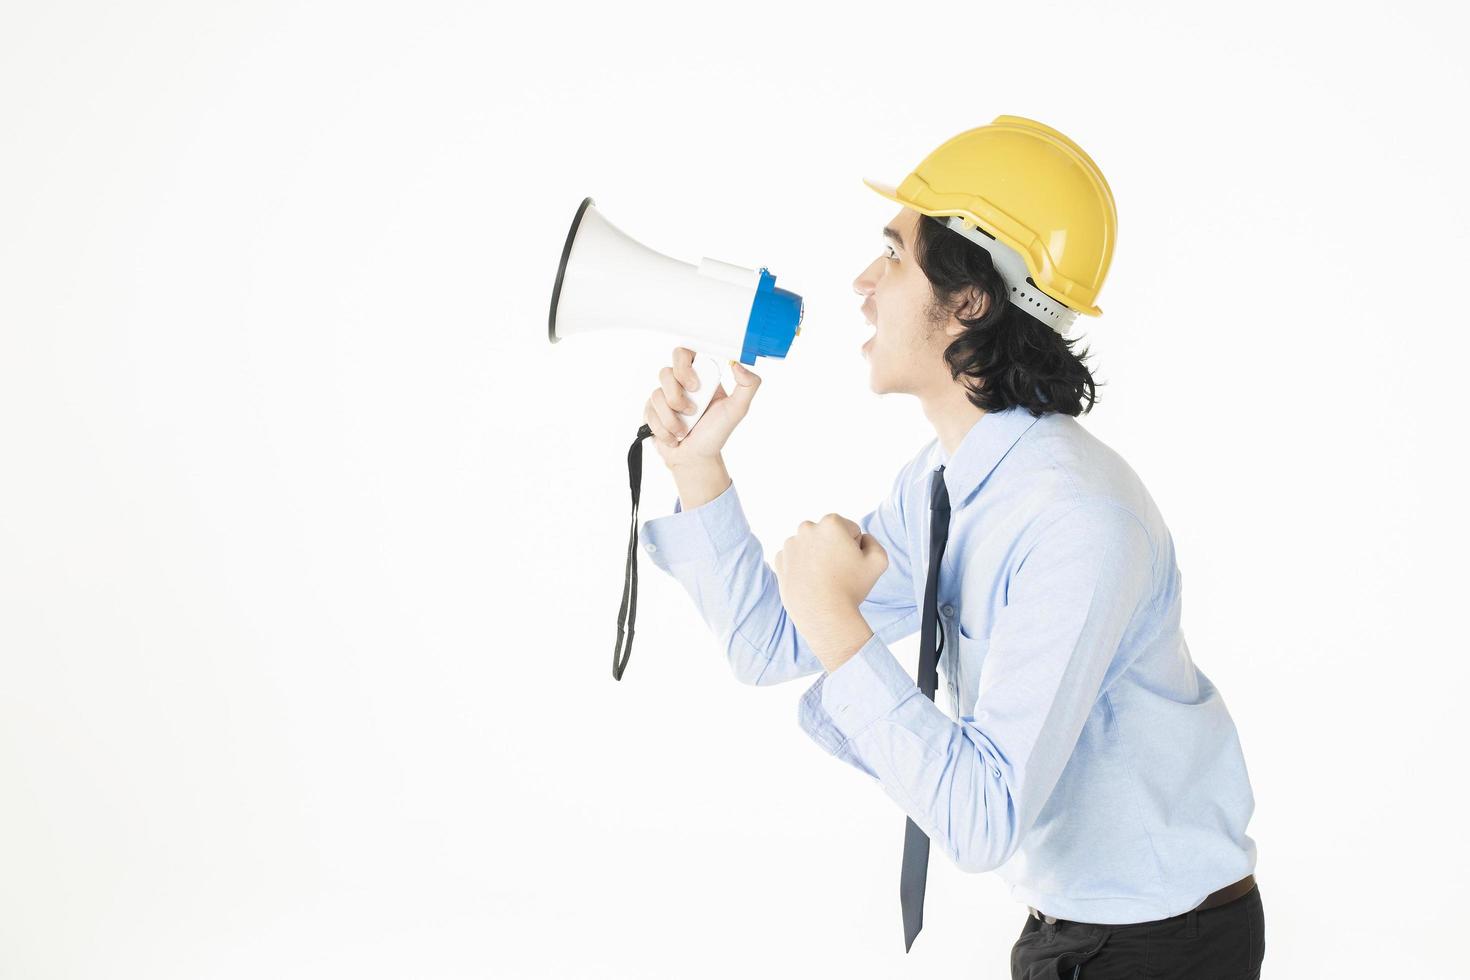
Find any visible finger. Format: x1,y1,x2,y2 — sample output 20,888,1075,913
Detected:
644,399,676,447
651,389,687,442
729,359,760,385
660,365,697,415
821,514,862,539
672,347,701,394
725,360,761,412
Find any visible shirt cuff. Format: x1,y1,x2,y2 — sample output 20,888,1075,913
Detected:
819,632,922,741
638,479,748,569
797,677,881,779
796,632,919,775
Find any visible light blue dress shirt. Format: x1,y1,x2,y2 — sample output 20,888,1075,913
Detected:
639,404,1258,925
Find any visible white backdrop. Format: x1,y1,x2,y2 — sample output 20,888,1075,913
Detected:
2,1,1466,976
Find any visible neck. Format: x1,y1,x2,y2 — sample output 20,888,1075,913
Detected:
920,384,987,458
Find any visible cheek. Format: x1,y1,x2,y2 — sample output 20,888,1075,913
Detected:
875,270,907,315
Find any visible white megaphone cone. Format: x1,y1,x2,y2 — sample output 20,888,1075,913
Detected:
548,197,803,439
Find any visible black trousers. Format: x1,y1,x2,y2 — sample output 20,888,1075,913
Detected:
1009,882,1264,979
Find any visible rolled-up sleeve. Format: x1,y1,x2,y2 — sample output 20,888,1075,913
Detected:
796,499,1157,873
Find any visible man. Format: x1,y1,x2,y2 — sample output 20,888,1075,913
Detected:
637,116,1263,978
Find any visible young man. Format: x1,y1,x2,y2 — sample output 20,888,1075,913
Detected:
637,117,1263,979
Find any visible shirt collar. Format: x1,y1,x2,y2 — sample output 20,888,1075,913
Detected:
914,404,1044,506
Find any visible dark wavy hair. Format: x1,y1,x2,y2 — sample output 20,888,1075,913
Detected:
912,213,1101,417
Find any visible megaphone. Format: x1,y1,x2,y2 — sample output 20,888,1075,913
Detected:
548,197,803,438
547,197,805,684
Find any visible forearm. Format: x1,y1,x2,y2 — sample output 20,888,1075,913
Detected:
671,455,731,511
640,471,826,685
799,637,1021,873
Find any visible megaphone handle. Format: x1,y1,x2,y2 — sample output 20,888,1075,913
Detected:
677,352,730,442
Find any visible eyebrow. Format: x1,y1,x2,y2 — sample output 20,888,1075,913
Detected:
883,226,905,250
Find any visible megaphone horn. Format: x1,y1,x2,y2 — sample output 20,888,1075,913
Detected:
548,197,803,435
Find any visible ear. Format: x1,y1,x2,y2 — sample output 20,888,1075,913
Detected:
946,287,990,337
958,287,990,321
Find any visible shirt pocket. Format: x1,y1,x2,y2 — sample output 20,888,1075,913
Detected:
952,621,990,717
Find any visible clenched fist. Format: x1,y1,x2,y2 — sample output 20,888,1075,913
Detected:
772,514,887,671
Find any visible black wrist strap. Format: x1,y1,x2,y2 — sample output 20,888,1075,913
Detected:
614,424,654,680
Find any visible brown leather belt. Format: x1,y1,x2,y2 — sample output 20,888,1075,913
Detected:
1028,874,1256,925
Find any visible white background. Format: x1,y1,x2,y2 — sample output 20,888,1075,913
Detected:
2,1,1466,976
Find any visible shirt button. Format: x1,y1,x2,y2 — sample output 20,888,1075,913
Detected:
645,542,657,552
940,604,955,617
992,768,1002,778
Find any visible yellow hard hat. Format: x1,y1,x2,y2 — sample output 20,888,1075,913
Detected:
863,115,1117,321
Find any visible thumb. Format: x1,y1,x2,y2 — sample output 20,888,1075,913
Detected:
858,532,888,570
725,360,762,411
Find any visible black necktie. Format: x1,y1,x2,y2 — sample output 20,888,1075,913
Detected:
900,463,950,952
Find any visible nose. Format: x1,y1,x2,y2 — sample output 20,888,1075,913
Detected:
853,258,880,298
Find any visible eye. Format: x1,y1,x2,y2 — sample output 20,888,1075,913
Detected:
883,244,899,262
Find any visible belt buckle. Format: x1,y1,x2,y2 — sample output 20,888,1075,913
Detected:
1028,906,1057,924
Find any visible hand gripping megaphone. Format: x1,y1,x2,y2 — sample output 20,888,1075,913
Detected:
547,197,804,681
